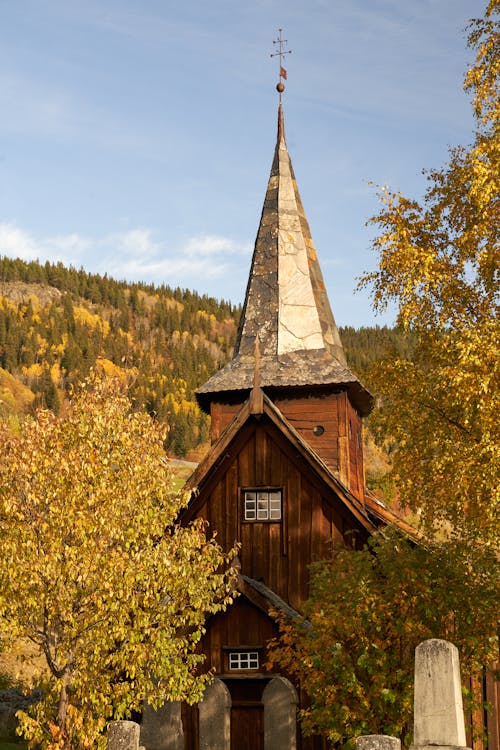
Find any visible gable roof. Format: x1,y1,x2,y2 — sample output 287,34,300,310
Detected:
196,103,372,417
186,386,418,539
238,574,300,622
185,387,376,532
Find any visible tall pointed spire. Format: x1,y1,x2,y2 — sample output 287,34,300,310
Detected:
234,101,347,366
197,101,372,416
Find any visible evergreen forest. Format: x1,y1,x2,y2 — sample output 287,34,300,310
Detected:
0,255,408,462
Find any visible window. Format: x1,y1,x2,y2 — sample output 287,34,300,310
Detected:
243,489,282,521
229,651,259,670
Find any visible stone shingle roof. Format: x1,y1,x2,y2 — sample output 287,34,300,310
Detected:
197,103,372,415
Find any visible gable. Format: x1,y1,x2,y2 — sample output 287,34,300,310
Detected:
183,407,371,610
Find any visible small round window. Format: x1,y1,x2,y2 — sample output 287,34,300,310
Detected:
313,425,325,436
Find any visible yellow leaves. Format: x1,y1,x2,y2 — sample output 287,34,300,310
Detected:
360,3,499,546
464,4,500,126
23,362,44,378
73,306,110,335
95,356,135,383
0,374,236,750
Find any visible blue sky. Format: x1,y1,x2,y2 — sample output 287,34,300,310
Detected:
0,1,482,326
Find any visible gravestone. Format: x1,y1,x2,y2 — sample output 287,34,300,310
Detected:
357,735,401,750
107,720,140,750
263,676,298,750
198,678,230,750
411,639,471,750
140,701,183,750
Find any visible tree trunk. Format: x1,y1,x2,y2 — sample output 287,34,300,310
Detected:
57,672,70,743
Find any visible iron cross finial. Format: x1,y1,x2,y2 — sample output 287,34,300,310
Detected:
271,28,292,96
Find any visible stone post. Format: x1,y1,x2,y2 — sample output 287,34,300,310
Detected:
356,736,401,750
107,720,141,750
198,678,231,750
411,639,471,750
140,701,183,750
263,676,298,750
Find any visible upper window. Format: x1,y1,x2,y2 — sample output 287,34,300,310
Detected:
243,489,282,521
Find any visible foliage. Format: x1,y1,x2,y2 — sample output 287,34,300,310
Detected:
0,261,241,455
270,7,500,746
359,1,500,543
0,260,416,462
268,528,500,748
0,376,237,750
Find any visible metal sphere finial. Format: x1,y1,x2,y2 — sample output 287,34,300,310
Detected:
276,82,285,93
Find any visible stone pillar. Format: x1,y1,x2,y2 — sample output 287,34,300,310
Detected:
198,678,231,750
263,676,298,750
356,736,401,750
140,701,183,750
411,639,471,750
107,720,140,750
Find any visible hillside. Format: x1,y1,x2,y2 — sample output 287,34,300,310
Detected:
0,256,239,455
0,256,408,482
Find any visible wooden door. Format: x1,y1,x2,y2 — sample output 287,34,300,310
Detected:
230,703,263,750
226,678,267,750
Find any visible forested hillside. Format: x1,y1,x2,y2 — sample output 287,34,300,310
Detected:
0,256,239,456
0,255,408,463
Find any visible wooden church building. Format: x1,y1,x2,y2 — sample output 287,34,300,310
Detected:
142,97,414,750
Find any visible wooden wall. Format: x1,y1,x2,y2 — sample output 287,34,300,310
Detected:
209,388,366,505
188,418,368,610
184,597,331,750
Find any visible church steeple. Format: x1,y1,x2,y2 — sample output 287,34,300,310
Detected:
196,101,372,417
234,101,347,366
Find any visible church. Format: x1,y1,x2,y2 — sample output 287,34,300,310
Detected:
140,87,414,750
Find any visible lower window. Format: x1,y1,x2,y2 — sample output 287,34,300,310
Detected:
229,651,260,670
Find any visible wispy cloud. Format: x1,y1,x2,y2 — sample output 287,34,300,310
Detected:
0,223,251,293
0,224,41,261
104,231,251,285
0,223,91,265
183,235,249,258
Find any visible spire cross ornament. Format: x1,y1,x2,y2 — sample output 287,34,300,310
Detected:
271,28,291,96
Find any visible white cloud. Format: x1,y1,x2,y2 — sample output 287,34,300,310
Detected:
183,234,250,258
47,233,92,258
111,229,161,260
102,231,251,285
0,223,41,261
0,223,251,293
0,223,91,267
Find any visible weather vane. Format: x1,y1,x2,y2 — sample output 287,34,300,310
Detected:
271,28,292,97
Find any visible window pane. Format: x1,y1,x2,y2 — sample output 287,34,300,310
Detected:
257,493,269,519
244,492,256,520
269,491,281,519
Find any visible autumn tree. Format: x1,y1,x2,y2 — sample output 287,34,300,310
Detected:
268,529,500,748
0,376,237,750
270,4,499,746
359,0,499,544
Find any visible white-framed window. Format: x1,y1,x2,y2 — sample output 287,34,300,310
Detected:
228,651,260,670
243,489,282,521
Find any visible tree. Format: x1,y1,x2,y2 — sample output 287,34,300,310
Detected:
0,376,237,750
268,529,500,748
359,0,499,544
270,4,500,745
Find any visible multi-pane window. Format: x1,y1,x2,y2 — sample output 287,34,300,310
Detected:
228,651,259,670
243,489,282,521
